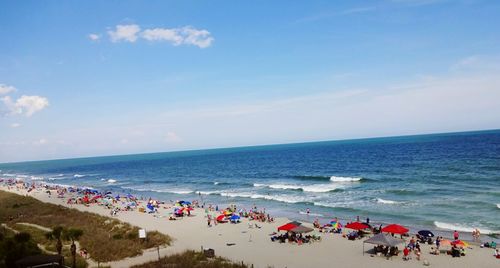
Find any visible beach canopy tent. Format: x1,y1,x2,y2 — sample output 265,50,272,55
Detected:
278,222,301,232
290,225,314,234
345,222,370,230
381,224,409,234
362,233,405,255
418,230,434,237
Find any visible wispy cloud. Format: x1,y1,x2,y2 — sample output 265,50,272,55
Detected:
102,24,214,48
296,6,376,23
1,95,49,117
108,24,141,43
390,0,446,6
0,84,16,95
88,33,100,41
341,6,377,15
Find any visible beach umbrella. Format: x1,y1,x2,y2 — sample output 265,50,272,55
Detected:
216,215,227,222
381,224,409,234
418,230,434,237
345,222,370,230
278,222,301,231
331,221,342,229
440,239,452,247
451,240,469,248
223,210,233,216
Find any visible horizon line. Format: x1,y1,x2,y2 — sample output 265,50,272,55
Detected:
1,127,499,165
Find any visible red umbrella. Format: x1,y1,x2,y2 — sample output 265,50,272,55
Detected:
345,222,369,230
278,222,300,231
216,215,226,222
381,224,409,234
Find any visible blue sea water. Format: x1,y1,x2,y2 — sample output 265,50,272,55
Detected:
1,130,500,237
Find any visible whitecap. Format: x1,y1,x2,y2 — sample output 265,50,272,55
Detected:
330,176,362,182
376,198,402,204
74,174,86,178
259,183,340,193
107,179,117,183
434,221,498,235
30,176,44,181
2,173,16,177
213,181,219,185
219,192,310,204
497,204,500,209
253,183,265,187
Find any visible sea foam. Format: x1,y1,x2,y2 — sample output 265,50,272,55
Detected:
257,183,340,193
219,192,310,204
376,198,402,204
330,176,362,182
434,221,498,235
74,174,86,178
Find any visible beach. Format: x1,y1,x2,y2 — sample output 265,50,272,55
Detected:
1,183,498,268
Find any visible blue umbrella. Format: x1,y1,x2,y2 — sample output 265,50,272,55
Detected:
230,215,240,221
418,230,434,237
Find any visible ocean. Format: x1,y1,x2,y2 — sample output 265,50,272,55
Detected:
1,130,499,238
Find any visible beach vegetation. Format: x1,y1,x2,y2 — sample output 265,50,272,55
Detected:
0,230,41,268
132,250,251,268
0,190,172,262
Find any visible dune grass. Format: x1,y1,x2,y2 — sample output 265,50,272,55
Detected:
8,224,88,268
132,250,251,268
0,190,172,262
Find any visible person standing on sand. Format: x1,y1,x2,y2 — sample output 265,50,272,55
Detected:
453,230,459,240
306,208,310,216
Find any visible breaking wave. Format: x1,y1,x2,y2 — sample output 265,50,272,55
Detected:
376,198,402,205
253,183,342,193
218,192,312,204
74,174,86,178
330,176,362,182
434,221,498,235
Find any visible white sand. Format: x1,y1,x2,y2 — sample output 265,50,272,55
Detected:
1,185,498,268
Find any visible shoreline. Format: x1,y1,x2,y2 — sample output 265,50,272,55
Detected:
1,182,499,268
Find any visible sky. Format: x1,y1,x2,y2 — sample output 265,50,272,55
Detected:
1,0,500,163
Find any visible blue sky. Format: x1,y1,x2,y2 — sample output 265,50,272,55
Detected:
1,0,500,162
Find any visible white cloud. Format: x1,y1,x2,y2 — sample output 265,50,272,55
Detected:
142,26,214,48
108,24,141,43
2,95,49,117
142,28,183,45
102,24,213,48
0,84,16,95
10,123,21,128
165,131,182,143
180,26,214,48
88,33,100,41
